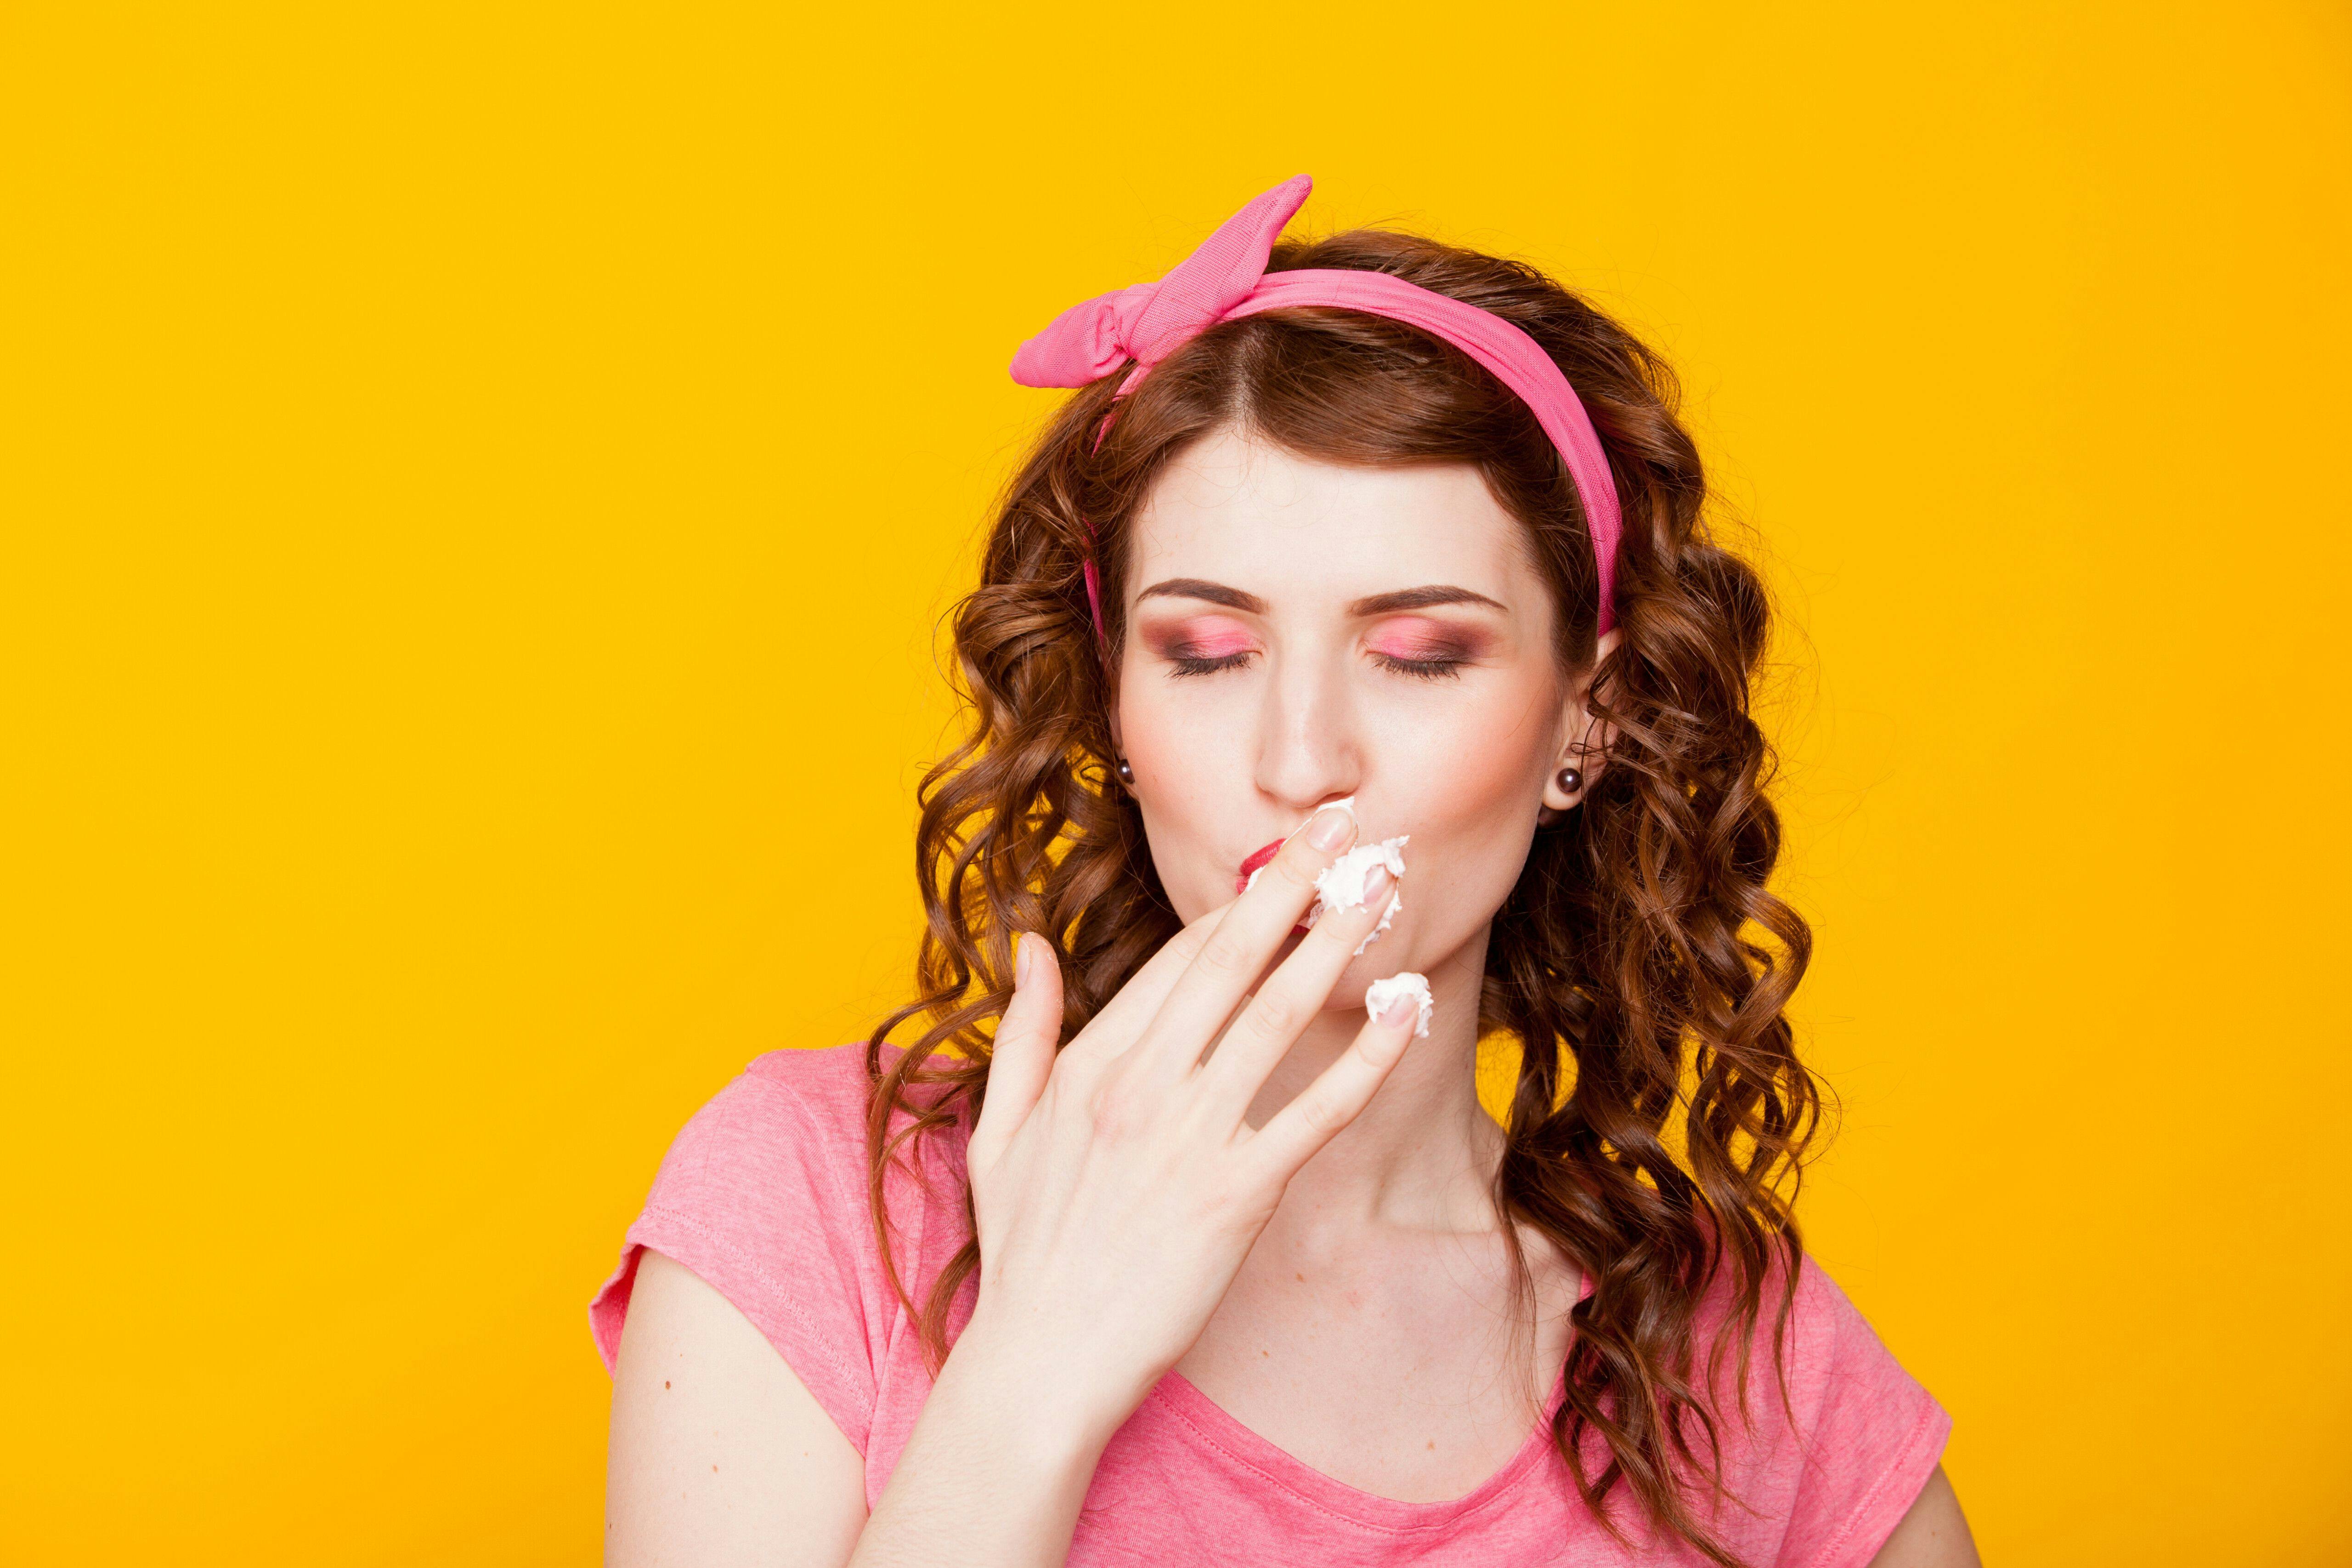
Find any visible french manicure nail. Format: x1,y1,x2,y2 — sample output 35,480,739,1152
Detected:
1308,805,1355,850
1363,972,1433,1038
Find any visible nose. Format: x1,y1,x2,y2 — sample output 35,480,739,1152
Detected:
1252,643,1361,815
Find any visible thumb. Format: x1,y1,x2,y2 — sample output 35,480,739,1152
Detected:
968,931,1063,1176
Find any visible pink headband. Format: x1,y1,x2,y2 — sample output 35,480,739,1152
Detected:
1009,174,1623,639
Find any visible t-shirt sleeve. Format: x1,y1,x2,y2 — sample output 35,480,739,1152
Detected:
587,1050,895,1455
1771,1259,1954,1568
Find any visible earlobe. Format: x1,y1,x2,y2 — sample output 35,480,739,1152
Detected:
1540,628,1622,817
1538,759,1594,821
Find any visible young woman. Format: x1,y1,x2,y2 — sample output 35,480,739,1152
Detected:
589,175,1979,1568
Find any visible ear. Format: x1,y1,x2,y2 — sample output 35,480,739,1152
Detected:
1105,696,1136,796
1539,627,1622,816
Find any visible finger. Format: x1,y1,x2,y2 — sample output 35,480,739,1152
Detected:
1195,859,1401,1117
1053,896,1235,1065
968,932,1063,1176
1132,801,1358,1076
1093,798,1361,1057
1241,974,1427,1181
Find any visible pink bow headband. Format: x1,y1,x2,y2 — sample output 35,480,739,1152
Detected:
1009,174,1623,640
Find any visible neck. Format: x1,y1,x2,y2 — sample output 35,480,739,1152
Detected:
1241,926,1507,1241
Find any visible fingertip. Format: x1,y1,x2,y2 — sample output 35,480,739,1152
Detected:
1018,932,1067,998
1362,973,1433,1051
1302,800,1358,854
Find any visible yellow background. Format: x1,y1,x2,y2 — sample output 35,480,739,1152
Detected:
6,2,2347,1562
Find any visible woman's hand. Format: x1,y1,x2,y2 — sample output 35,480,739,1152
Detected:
955,801,1425,1443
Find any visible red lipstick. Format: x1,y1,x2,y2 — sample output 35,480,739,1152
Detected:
1236,838,1285,895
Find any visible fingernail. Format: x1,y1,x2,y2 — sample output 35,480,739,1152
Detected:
1013,934,1034,987
1359,866,1394,904
1363,973,1433,1038
1308,804,1355,850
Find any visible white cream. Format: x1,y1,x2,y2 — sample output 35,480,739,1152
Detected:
1302,834,1408,956
1363,972,1434,1038
1242,797,1407,957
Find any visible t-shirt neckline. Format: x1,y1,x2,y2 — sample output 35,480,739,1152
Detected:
1144,1366,1572,1533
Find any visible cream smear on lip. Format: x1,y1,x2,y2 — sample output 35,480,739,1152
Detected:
1244,795,1408,957
1363,972,1434,1038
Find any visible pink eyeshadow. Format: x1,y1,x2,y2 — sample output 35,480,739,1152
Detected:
1147,615,1255,659
1368,616,1477,660
1180,631,1255,657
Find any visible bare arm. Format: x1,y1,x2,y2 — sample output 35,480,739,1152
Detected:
606,1245,1117,1568
1866,1465,1981,1568
606,1247,867,1567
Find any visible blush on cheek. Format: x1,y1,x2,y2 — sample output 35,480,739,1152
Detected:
1453,744,1538,804
1400,723,1553,921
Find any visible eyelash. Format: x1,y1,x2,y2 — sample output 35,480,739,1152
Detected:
1167,650,1466,683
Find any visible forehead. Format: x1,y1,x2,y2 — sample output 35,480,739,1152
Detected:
1128,426,1539,608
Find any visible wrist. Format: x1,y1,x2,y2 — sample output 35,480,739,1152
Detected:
941,1302,1155,1457
854,1314,1127,1568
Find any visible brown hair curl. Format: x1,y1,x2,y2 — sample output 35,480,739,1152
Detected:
863,222,1822,1565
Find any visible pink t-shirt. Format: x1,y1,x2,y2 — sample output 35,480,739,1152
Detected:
589,1045,1951,1567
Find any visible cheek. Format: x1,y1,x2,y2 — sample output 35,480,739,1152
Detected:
1386,681,1554,809
1411,738,1541,855
1116,692,1255,905
1118,684,1230,774
1376,691,1555,912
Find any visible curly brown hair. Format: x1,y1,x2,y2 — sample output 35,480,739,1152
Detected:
860,223,1823,1566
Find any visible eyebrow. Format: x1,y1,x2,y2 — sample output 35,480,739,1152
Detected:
1135,578,1509,617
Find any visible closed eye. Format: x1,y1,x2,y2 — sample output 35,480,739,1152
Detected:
1168,651,1251,678
1373,651,1466,682
1165,650,1468,681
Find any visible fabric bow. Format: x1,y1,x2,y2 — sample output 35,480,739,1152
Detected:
1009,174,1315,387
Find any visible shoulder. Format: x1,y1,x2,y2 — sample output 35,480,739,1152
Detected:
720,1041,879,1186
623,1044,885,1234
588,1042,975,1400
1712,1251,1954,1568
1779,1251,1889,1380
645,1041,969,1200
1692,1245,1922,1403
740,1039,884,1125
1704,1249,1942,1438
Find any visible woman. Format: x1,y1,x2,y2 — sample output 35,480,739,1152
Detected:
589,175,1978,1567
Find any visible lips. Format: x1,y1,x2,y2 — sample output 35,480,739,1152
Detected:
1236,838,1286,895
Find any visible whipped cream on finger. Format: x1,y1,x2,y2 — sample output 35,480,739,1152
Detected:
1363,972,1434,1038
1241,796,1408,956
1303,835,1408,956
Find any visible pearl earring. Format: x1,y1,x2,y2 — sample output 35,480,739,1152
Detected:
1555,765,1583,796
1116,757,1135,785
